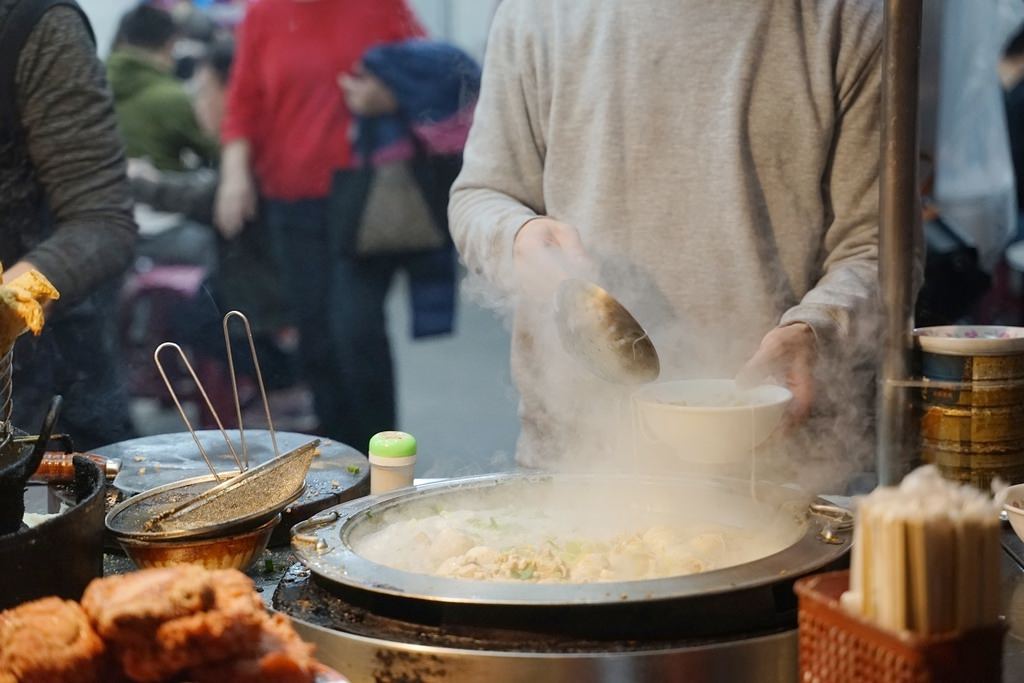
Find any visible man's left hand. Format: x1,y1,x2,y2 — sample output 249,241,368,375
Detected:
736,323,817,425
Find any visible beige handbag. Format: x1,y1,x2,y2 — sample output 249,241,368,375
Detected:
354,161,445,255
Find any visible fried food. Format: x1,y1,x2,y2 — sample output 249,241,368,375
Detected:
3,567,321,683
81,566,218,647
82,567,316,683
0,597,106,683
0,266,60,356
184,614,318,683
84,567,261,682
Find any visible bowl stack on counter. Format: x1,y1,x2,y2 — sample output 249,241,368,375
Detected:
915,325,1024,489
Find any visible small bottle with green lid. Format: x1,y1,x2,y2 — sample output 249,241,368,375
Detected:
368,431,417,494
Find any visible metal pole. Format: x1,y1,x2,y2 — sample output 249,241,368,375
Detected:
876,0,923,486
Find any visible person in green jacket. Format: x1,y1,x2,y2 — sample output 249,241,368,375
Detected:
107,5,216,172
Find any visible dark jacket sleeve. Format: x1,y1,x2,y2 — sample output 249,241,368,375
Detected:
15,7,137,302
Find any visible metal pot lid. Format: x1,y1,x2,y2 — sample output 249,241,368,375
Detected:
99,430,364,495
291,473,852,608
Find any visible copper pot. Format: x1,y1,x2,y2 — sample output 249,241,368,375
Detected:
115,514,280,572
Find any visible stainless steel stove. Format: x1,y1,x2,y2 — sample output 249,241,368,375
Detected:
272,473,852,683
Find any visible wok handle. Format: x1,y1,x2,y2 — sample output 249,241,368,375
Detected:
32,452,120,483
810,503,855,545
21,396,62,483
292,510,339,551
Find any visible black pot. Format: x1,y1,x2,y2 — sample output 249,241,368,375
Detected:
0,456,105,610
0,397,64,534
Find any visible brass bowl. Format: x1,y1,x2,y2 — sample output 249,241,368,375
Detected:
919,381,1024,408
919,403,1024,443
918,352,1024,382
115,514,279,572
922,448,1024,477
921,444,1024,489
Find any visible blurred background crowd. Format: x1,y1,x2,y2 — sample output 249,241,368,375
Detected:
6,0,1024,476
99,0,508,477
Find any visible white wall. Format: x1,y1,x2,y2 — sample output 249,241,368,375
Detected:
77,0,137,58
409,0,499,60
78,1,498,62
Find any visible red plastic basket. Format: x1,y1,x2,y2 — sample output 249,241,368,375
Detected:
795,571,1004,683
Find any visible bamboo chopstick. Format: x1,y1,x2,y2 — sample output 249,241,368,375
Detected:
841,465,1000,636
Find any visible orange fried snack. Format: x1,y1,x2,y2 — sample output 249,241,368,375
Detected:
0,597,107,683
185,613,319,683
0,267,60,356
82,567,316,683
81,566,219,647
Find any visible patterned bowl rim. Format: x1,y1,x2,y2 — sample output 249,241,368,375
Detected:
914,326,1024,357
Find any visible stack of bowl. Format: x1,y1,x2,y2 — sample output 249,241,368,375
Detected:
105,439,317,571
915,326,1024,489
105,473,296,572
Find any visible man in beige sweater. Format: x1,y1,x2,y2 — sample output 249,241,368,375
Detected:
450,0,881,470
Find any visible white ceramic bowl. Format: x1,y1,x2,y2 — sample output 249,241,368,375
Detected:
631,379,793,463
915,325,1024,356
1003,483,1024,543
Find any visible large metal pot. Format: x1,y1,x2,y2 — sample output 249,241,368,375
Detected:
284,472,850,682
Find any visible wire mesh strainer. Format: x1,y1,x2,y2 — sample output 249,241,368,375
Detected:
106,438,318,541
143,438,318,534
106,311,317,541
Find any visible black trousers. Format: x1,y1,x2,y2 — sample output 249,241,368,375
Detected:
264,198,397,452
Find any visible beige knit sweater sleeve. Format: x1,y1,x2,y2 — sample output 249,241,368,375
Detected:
448,0,544,297
778,33,883,343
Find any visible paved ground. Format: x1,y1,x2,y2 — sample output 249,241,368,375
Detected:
387,274,521,476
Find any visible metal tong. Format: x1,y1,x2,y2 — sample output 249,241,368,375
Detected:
154,310,279,482
223,310,279,470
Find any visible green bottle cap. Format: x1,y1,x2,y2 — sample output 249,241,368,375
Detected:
368,431,417,458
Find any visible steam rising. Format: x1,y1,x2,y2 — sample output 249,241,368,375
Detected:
462,242,880,495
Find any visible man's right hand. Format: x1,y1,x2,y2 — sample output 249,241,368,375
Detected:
214,167,257,239
513,217,589,296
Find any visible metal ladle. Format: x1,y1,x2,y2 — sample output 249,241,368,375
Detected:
554,278,660,385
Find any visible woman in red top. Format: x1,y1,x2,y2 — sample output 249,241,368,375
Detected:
215,0,424,448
